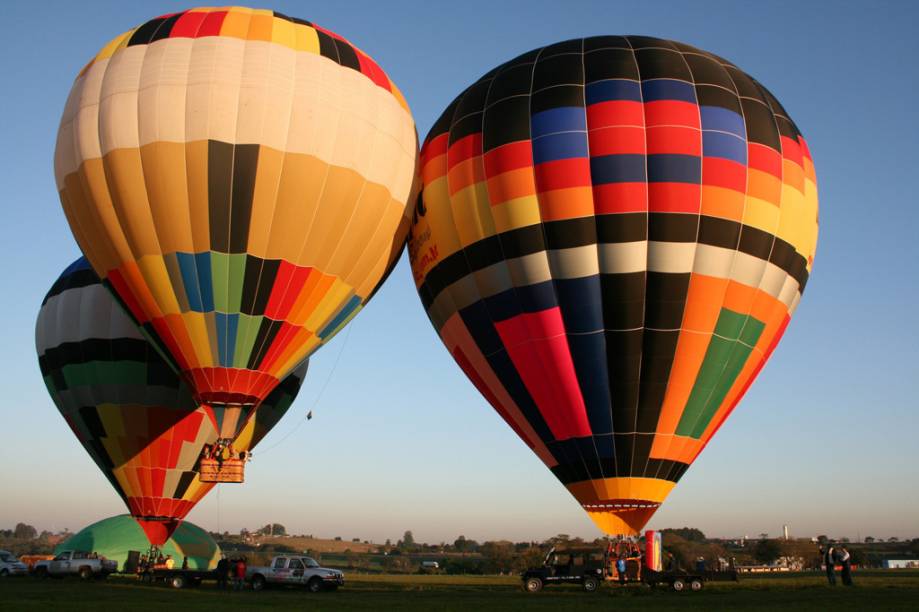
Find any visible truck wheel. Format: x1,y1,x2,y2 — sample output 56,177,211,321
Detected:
524,577,543,593
79,566,93,580
583,576,600,592
307,576,324,593
672,578,685,592
690,579,703,591
251,575,266,591
171,575,186,589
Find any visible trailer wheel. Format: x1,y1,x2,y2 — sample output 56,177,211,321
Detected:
252,575,266,591
672,578,685,591
524,577,543,592
583,576,600,592
307,576,323,593
171,575,186,589
690,579,703,591
78,566,93,580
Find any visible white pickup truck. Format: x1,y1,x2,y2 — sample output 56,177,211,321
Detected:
247,555,344,592
33,550,117,579
0,550,28,577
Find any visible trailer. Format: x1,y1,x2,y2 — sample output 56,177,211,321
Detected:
140,567,217,589
642,567,739,591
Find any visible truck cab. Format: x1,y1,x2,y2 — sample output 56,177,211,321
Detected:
43,550,117,579
248,555,344,592
522,547,609,592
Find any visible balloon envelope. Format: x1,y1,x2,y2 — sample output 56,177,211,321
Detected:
54,6,417,439
409,36,818,535
36,258,308,545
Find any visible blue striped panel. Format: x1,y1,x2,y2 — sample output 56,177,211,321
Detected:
176,252,203,312
532,132,589,164
647,153,701,183
586,79,642,105
175,252,215,312
556,275,612,435
700,106,745,137
215,312,239,367
531,107,587,138
485,281,558,322
590,154,647,184
641,79,697,103
195,252,214,312
703,131,747,165
318,295,361,340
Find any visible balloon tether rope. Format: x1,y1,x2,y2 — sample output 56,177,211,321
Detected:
257,322,354,455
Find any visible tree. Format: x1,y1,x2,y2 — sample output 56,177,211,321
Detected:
256,523,286,536
661,527,707,543
753,539,782,565
888,537,899,543
817,535,829,545
14,523,37,540
403,530,415,549
454,535,467,552
864,537,875,543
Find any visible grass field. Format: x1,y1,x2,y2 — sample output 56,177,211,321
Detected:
2,571,918,611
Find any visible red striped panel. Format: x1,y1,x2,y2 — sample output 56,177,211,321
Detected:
702,158,746,192
356,51,391,91
420,132,448,163
748,143,782,178
588,126,646,156
780,135,803,166
264,262,310,320
643,100,700,128
587,100,644,129
483,141,533,176
534,158,592,191
188,367,278,404
170,10,209,37
447,133,482,167
593,183,648,214
197,10,228,37
256,322,298,371
646,126,701,156
648,183,701,213
150,466,166,498
495,309,592,440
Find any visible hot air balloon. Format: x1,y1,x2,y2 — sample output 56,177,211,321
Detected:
409,36,818,535
36,257,309,546
54,7,418,447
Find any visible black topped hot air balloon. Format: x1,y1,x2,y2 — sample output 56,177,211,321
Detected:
409,36,818,535
37,258,309,546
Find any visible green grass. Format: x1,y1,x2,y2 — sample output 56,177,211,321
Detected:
2,571,918,611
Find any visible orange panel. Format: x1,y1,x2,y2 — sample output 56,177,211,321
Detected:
537,186,594,221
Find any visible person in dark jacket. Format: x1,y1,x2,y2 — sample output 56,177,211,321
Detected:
821,545,836,586
216,556,229,589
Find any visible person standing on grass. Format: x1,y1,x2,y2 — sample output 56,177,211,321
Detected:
234,557,247,590
216,556,229,589
616,556,627,585
822,545,836,586
839,547,854,586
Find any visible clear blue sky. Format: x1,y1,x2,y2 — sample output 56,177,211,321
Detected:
1,0,917,544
